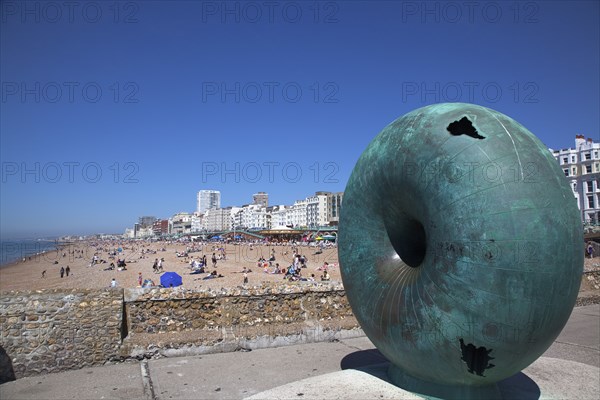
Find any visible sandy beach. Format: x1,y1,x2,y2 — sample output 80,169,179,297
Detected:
0,240,341,292
1,239,599,299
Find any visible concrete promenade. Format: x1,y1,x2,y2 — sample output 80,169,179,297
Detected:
1,305,598,400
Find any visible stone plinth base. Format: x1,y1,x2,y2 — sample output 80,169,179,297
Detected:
245,357,599,400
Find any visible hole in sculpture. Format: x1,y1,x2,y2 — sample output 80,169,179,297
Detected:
459,338,495,377
447,116,485,139
386,216,426,268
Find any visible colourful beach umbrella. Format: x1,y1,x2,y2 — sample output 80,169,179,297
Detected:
160,272,182,287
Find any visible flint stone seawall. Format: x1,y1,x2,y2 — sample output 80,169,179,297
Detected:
0,289,123,383
125,282,354,334
0,283,360,383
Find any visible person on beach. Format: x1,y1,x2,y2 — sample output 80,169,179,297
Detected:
293,254,300,270
243,271,248,285
41,270,46,278
110,278,117,287
60,266,65,278
138,272,143,286
212,253,217,268
202,270,223,280
319,262,329,271
65,266,70,276
587,242,595,259
273,263,281,274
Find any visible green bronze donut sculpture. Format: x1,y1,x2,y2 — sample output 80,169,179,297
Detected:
338,103,582,393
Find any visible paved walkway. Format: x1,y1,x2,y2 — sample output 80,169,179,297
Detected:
1,305,598,400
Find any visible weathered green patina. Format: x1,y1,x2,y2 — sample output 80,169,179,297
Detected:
338,103,583,395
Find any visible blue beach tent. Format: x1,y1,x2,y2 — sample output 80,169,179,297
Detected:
160,272,182,287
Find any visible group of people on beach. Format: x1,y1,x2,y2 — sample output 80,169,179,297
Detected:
187,252,226,281
176,243,337,287
246,250,334,283
31,238,339,290
152,258,164,273
239,243,338,285
42,265,71,279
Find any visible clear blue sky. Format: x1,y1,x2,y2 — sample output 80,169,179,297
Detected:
1,0,599,238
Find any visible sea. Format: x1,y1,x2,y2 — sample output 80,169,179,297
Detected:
0,239,64,267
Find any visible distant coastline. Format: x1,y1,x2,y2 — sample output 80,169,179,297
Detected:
0,239,67,267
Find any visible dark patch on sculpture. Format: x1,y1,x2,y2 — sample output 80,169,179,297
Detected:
459,339,495,376
447,117,485,139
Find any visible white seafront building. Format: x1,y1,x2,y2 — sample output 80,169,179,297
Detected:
235,204,268,230
190,212,204,233
169,212,192,235
202,207,240,231
551,135,600,224
306,192,329,228
278,191,344,229
124,190,343,237
289,199,308,228
197,190,221,214
269,205,290,228
197,191,342,232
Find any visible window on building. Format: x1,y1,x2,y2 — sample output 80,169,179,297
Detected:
588,196,596,209
562,157,568,164
573,167,577,175
594,151,598,159
585,153,592,160
587,181,594,193
572,155,577,163
586,165,592,174
563,169,569,176
573,182,577,191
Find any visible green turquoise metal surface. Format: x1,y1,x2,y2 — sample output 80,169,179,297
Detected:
338,103,583,392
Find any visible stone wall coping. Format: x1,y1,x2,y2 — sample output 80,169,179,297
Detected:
0,288,123,296
124,282,345,302
0,288,123,305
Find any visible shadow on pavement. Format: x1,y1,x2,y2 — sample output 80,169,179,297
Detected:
340,349,389,370
498,372,541,400
341,349,541,400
